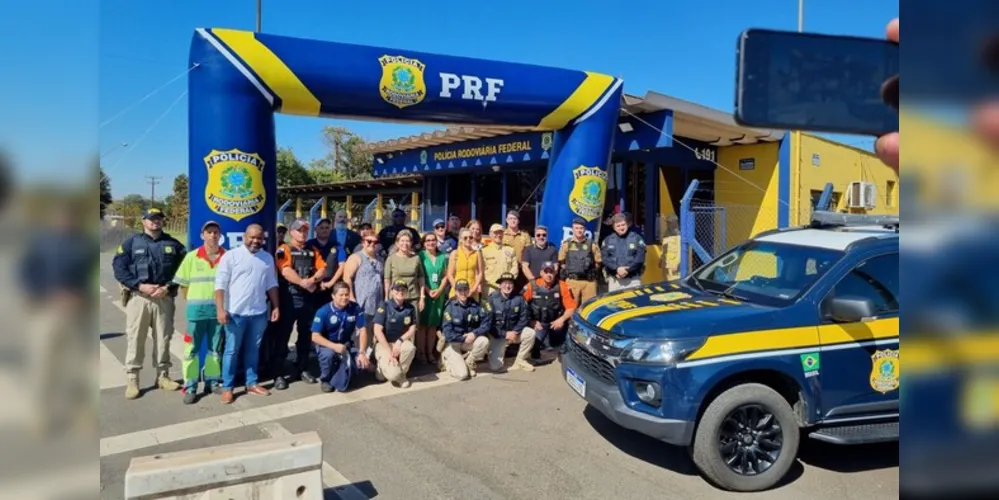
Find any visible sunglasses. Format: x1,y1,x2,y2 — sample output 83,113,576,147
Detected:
364,239,377,244
461,236,472,240
434,225,445,229
535,233,547,238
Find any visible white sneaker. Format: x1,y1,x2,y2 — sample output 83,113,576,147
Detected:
400,379,412,389
513,360,536,372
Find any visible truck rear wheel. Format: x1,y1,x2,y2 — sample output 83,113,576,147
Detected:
692,383,800,492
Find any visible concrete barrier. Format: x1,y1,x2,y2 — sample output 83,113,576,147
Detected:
124,431,323,500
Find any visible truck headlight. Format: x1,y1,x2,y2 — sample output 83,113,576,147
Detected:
620,338,705,365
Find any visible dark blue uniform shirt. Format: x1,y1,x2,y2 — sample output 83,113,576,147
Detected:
485,290,529,337
372,299,417,343
441,298,492,342
312,301,365,344
111,231,186,291
601,230,647,278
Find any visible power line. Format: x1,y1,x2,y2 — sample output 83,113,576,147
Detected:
106,89,188,174
100,64,197,129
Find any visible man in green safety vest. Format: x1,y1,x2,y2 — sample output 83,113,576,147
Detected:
172,221,226,404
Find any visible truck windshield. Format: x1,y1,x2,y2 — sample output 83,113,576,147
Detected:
691,241,844,306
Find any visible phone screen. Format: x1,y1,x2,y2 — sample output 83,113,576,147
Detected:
735,29,899,136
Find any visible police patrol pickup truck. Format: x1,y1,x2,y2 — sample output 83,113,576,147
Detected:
560,211,899,492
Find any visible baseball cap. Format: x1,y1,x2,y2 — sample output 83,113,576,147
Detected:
498,272,516,283
571,216,586,226
489,223,504,233
142,208,165,219
391,280,408,291
454,279,471,291
392,208,406,216
276,222,287,230
433,218,445,227
289,218,309,231
541,261,557,271
201,220,221,231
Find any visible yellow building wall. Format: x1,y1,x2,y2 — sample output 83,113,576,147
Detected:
793,134,899,224
713,142,781,248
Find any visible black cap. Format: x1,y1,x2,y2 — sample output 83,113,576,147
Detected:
454,279,471,291
391,280,408,290
498,272,516,284
142,208,165,220
541,261,557,271
572,216,586,226
392,208,406,216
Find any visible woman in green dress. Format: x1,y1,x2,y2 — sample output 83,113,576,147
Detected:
418,232,449,364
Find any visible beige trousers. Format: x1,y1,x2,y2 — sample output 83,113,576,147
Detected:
606,275,642,292
442,337,489,380
374,339,417,383
124,293,176,378
485,330,537,371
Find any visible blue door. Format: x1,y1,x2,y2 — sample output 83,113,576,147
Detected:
816,252,900,421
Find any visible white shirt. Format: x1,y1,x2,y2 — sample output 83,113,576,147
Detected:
214,245,279,316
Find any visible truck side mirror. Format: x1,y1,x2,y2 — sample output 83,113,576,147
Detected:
826,296,876,323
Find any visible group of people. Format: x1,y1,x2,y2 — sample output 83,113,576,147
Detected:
112,205,657,405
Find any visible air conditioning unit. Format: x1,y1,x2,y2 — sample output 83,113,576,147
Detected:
847,181,877,209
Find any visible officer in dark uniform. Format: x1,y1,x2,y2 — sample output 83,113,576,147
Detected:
484,273,535,372
112,208,186,399
310,281,366,393
370,280,418,387
558,216,602,305
601,212,647,291
439,279,491,380
522,261,578,360
271,218,327,390
378,208,421,254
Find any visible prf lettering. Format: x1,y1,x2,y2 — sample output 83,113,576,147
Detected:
439,73,504,103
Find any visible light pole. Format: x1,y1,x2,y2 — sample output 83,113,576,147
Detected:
256,0,261,32
791,0,804,225
798,0,804,32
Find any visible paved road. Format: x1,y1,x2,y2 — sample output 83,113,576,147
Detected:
98,253,898,499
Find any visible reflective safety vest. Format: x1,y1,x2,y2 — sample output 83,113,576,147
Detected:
563,239,596,280
280,244,320,295
529,283,564,323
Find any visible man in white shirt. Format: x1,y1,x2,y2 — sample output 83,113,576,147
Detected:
214,224,280,404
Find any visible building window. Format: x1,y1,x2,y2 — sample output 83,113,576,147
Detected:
809,189,842,211
886,180,896,207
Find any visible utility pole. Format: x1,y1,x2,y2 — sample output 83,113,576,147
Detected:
145,175,163,204
256,0,262,32
791,0,804,226
798,0,804,32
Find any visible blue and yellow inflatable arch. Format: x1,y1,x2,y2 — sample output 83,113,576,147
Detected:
188,28,622,248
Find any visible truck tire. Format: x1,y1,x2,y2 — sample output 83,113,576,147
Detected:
692,383,800,492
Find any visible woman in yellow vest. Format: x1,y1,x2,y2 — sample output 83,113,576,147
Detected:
661,215,681,281
447,228,484,300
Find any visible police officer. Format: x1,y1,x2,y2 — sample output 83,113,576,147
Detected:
558,216,602,305
601,213,647,291
271,218,328,390
370,280,418,388
522,261,578,360
484,273,535,372
378,208,421,253
439,279,491,380
481,223,519,297
311,281,366,393
112,208,186,399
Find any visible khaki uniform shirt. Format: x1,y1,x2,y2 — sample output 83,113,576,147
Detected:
481,243,519,287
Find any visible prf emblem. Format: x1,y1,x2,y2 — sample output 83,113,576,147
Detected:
568,166,608,222
203,149,266,222
379,55,427,109
870,349,900,394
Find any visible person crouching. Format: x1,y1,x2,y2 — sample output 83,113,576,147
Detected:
310,281,366,393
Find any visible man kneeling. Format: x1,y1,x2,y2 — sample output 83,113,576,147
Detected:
371,281,418,388
484,273,536,372
310,281,365,393
440,279,490,380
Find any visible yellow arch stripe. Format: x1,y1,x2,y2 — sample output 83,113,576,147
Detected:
536,72,615,130
213,29,321,116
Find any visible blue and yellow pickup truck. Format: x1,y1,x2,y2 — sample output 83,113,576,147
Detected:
560,211,899,492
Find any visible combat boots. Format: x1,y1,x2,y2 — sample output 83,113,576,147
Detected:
124,376,140,400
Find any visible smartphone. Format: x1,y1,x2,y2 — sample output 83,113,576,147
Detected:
734,29,899,136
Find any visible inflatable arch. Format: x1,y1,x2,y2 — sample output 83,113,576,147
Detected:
188,28,622,249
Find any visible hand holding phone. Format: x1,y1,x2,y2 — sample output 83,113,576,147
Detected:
734,28,899,137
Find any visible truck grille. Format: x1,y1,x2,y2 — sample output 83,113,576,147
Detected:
567,336,616,384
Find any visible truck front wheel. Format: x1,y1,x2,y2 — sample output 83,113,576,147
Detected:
691,383,800,492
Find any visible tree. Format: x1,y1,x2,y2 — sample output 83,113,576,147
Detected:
100,167,113,219
164,174,189,220
276,147,313,203
316,126,374,181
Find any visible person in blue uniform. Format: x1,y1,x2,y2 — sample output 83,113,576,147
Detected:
440,279,491,380
311,281,366,393
601,212,647,291
370,280,419,388
484,273,536,372
111,208,186,399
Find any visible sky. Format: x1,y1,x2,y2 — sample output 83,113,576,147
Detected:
48,0,897,197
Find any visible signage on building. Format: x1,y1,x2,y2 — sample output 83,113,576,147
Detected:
373,131,551,176
739,158,755,170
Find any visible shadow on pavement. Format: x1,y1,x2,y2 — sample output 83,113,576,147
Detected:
582,406,700,476
100,332,124,340
324,479,377,499
797,438,898,473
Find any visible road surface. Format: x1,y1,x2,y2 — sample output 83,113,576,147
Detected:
98,253,898,499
